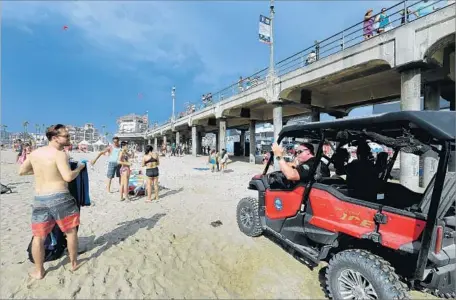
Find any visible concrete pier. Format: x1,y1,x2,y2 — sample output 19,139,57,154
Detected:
400,68,421,192
240,130,246,156
192,126,197,156
249,120,256,164
423,84,441,187
175,131,180,147
218,119,226,152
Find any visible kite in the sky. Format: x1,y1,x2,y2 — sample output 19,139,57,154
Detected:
63,25,69,31
138,93,143,99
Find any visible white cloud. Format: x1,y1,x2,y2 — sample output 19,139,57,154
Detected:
2,1,248,88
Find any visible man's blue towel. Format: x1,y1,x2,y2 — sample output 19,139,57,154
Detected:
69,160,91,207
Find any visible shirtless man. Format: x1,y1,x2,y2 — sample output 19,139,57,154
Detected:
19,124,85,279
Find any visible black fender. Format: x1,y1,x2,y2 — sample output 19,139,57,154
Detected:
248,179,266,192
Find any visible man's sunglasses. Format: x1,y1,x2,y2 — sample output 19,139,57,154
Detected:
58,134,70,139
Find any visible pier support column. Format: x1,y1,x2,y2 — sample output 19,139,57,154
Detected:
273,104,283,170
197,131,202,155
423,84,440,187
400,68,421,192
240,130,246,156
310,107,320,122
249,120,256,164
163,136,167,148
175,131,180,147
218,118,227,153
154,137,158,152
192,126,197,156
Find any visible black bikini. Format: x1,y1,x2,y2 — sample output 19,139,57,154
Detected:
145,156,159,178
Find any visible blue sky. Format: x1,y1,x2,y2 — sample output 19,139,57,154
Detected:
2,1,394,134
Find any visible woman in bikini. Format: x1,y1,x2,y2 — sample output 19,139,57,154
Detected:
118,141,132,201
142,145,160,202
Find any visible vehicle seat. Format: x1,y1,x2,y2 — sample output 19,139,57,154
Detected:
346,159,378,202
415,172,456,218
318,177,346,185
267,171,297,190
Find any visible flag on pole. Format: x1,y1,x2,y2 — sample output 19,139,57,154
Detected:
259,15,271,44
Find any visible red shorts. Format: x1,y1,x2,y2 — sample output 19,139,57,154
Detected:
31,192,80,237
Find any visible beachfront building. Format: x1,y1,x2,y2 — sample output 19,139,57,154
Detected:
0,130,12,146
115,113,149,152
117,113,148,134
66,123,102,146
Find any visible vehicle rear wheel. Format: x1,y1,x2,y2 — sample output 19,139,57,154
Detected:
326,249,410,300
236,197,263,237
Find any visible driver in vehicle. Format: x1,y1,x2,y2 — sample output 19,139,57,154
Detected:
272,142,327,182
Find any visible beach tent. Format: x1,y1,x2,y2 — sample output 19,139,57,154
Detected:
93,139,106,152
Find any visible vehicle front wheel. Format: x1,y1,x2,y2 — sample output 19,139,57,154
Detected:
326,249,410,300
236,197,263,237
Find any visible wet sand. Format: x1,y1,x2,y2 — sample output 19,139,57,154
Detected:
0,150,436,299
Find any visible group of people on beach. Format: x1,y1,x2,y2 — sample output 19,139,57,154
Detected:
17,126,164,280
91,136,161,202
160,142,187,157
208,148,230,173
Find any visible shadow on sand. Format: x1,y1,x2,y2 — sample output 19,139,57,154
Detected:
129,186,183,201
46,214,166,273
160,187,184,199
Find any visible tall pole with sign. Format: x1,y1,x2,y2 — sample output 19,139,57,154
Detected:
269,0,275,77
171,86,176,122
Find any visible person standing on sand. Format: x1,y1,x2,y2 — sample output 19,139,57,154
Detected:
18,124,85,279
15,139,23,163
208,149,217,172
142,145,160,202
220,148,229,172
118,141,132,201
90,136,121,193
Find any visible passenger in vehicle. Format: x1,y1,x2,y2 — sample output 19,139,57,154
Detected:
375,152,389,179
346,140,378,201
331,148,350,179
272,142,326,182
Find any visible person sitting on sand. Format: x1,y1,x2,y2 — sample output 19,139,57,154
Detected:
19,124,86,279
118,141,132,201
142,145,160,201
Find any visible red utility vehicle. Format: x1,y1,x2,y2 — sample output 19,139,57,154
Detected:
236,111,455,299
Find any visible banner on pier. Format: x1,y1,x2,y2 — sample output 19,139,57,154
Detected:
258,15,271,44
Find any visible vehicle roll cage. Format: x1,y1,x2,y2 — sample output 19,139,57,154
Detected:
262,124,453,281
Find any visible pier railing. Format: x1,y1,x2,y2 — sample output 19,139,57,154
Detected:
155,0,453,132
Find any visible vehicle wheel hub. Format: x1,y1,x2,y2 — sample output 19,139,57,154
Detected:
239,206,253,228
337,269,378,300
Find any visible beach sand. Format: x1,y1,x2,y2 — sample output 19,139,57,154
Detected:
0,150,436,299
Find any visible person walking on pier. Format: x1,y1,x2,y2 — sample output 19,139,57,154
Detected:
363,9,374,39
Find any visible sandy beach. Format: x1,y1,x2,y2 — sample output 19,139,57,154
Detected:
0,150,436,299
